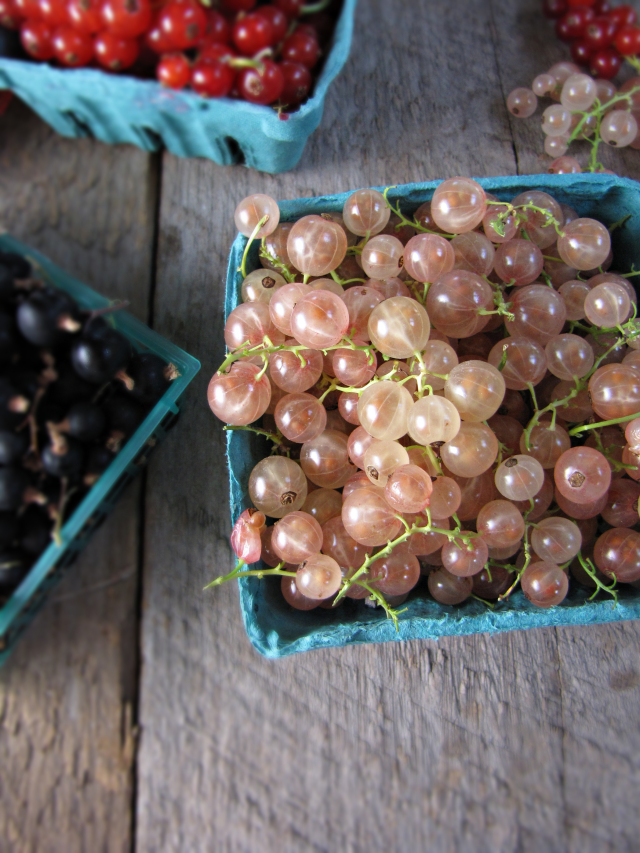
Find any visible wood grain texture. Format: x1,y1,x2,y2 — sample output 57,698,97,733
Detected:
136,1,586,852
0,101,157,853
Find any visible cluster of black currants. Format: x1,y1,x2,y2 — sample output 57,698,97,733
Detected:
0,250,177,602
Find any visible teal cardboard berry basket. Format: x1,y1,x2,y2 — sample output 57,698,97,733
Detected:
0,235,200,666
225,172,640,658
0,0,356,173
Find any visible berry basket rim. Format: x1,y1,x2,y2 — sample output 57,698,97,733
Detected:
0,0,357,159
0,233,201,646
224,171,640,658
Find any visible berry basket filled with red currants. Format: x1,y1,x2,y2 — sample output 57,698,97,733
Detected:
207,172,640,658
0,235,200,665
0,0,356,172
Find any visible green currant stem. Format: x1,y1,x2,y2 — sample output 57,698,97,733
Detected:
471,594,496,609
485,200,564,237
577,551,618,603
333,515,477,606
204,559,296,590
569,410,640,436
301,0,331,13
259,242,296,283
609,214,632,234
382,186,456,238
329,269,366,286
223,424,284,444
239,215,270,279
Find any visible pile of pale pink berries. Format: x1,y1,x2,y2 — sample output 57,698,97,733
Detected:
207,177,640,621
507,61,640,173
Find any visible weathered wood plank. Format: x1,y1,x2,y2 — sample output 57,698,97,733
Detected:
136,1,578,851
0,101,158,853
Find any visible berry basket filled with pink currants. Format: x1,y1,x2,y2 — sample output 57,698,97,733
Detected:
208,173,640,658
0,235,200,665
0,0,356,172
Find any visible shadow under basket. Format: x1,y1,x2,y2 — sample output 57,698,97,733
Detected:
0,235,200,666
0,0,357,173
224,172,640,658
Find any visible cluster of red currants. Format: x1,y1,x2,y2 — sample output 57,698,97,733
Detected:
206,178,640,625
507,61,640,173
0,251,177,602
543,0,640,79
0,0,335,106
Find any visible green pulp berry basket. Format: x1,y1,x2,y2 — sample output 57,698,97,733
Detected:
225,172,640,658
0,0,356,173
0,235,200,666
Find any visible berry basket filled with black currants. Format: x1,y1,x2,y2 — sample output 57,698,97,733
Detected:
0,235,200,665
210,172,640,658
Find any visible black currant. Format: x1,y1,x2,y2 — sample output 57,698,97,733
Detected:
64,402,106,442
0,430,28,465
17,287,81,347
19,505,53,556
0,550,29,597
121,352,173,404
71,327,132,384
0,467,29,511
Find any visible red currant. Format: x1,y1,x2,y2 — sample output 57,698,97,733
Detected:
66,0,101,34
37,0,69,27
198,8,230,46
279,60,311,106
590,47,622,78
20,19,55,58
273,0,301,18
94,29,139,69
0,0,23,27
238,58,284,104
608,4,637,31
101,0,152,39
571,38,594,64
157,52,191,88
232,11,274,55
583,15,615,48
614,25,640,56
145,16,174,53
282,31,319,69
255,4,287,42
52,24,93,65
13,0,40,19
191,56,235,97
568,0,594,5
556,6,595,41
593,0,612,12
199,40,236,62
159,0,207,50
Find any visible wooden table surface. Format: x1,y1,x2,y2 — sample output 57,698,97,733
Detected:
2,1,640,851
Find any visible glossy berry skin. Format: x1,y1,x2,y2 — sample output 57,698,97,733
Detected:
584,15,616,49
589,49,622,79
42,438,84,479
159,0,207,50
200,9,230,45
100,0,151,39
94,31,139,70
66,0,102,34
20,20,55,59
191,57,235,98
52,25,94,66
37,0,69,27
238,59,284,104
157,52,191,89
279,61,312,106
608,4,636,29
232,12,273,55
556,6,595,42
614,25,640,55
256,5,288,42
282,31,319,69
